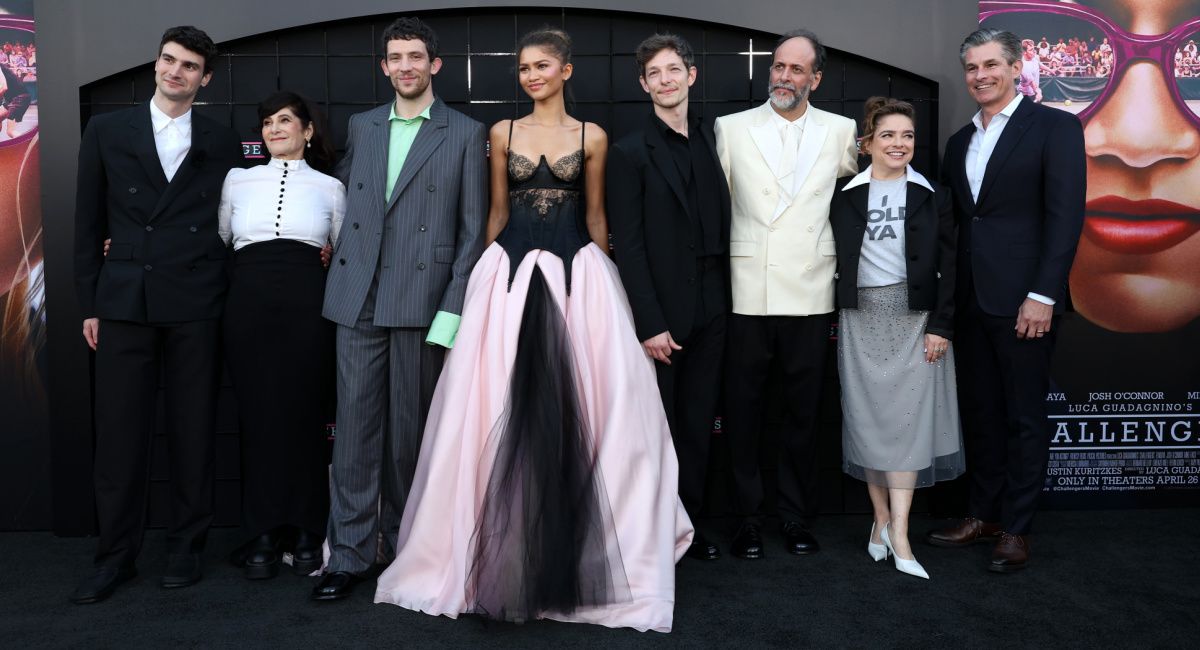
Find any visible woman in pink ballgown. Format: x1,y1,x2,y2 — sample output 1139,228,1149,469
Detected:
373,27,693,633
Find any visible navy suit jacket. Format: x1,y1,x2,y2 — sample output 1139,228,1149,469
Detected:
941,96,1086,317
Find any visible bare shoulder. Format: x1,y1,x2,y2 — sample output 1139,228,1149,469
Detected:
583,121,608,149
489,119,513,147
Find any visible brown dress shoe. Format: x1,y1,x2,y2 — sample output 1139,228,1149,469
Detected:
989,533,1029,573
926,517,1002,548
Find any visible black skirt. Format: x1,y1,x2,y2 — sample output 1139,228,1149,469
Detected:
223,238,333,538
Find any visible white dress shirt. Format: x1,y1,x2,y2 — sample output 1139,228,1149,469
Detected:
768,107,809,198
965,93,1054,306
149,99,192,182
218,158,346,251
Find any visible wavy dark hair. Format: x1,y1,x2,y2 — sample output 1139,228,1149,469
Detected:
381,16,439,59
635,33,695,77
257,91,335,174
158,26,218,74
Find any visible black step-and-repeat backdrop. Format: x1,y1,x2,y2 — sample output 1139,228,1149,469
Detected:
0,1,47,530
979,1,1200,507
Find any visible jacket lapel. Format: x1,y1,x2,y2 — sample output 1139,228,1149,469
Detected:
373,105,391,203
977,97,1033,206
748,103,783,178
150,112,210,222
643,114,690,216
948,129,974,211
386,98,448,212
131,105,168,194
905,181,931,218
790,111,828,195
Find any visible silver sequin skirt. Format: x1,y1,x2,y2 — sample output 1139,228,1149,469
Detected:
837,283,965,489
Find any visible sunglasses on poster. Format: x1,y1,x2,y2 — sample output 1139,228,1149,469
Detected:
979,0,1200,126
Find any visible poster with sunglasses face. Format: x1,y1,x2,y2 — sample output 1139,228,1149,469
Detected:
0,0,49,530
980,1,1200,508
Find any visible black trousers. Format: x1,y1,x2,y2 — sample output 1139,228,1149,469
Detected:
223,240,333,541
724,313,830,527
957,292,1057,535
655,310,725,522
93,317,220,569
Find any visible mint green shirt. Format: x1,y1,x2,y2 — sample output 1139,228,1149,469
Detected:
385,102,460,348
385,101,432,200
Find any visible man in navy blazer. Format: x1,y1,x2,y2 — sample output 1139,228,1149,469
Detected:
927,28,1085,572
72,26,244,603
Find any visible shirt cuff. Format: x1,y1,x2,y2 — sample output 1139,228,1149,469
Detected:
425,311,461,349
1027,292,1055,306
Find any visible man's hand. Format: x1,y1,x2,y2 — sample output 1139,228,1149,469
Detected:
319,243,332,268
82,318,99,350
642,331,682,365
103,238,111,256
1015,298,1053,340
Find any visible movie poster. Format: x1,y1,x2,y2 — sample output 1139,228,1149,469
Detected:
0,0,47,529
979,1,1200,507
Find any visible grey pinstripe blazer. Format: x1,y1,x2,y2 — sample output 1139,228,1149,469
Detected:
322,98,488,328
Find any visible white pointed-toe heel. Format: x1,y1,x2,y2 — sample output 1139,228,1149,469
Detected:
881,522,930,580
867,523,888,561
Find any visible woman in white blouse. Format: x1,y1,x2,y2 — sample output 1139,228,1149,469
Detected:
219,91,344,580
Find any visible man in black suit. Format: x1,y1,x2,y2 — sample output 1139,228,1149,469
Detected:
607,33,731,562
927,28,1085,572
72,26,243,603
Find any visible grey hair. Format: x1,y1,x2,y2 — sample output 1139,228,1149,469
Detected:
774,28,827,73
959,28,1022,67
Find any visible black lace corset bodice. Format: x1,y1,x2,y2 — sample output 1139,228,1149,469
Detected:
495,139,591,293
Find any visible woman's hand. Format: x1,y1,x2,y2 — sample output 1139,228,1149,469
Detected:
924,333,949,364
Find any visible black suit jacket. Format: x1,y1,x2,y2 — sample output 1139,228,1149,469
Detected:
941,96,1086,317
74,104,243,323
830,174,957,338
607,113,732,342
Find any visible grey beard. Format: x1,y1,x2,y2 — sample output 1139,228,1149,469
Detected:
769,83,809,112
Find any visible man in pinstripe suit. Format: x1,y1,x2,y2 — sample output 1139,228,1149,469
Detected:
313,17,488,601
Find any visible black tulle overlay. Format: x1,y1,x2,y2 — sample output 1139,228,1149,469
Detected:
466,265,630,622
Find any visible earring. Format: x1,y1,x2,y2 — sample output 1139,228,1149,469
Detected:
306,140,312,149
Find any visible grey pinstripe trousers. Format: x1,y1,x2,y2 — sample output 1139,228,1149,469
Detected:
325,286,444,574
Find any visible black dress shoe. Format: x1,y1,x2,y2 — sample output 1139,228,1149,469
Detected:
70,566,137,604
782,521,820,555
161,553,202,589
245,533,281,580
685,533,721,561
291,530,323,576
731,523,764,559
311,571,361,601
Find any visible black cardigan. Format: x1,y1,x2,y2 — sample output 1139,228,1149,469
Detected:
829,174,957,339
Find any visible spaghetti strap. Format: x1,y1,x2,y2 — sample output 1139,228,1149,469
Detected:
580,121,585,150
507,118,515,152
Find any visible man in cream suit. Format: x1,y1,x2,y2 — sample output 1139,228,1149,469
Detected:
714,29,857,559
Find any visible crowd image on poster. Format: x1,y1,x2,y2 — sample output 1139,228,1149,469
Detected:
979,1,1200,507
0,1,46,530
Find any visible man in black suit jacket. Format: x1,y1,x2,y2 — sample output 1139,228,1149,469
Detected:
72,26,243,603
607,34,731,562
927,29,1085,572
